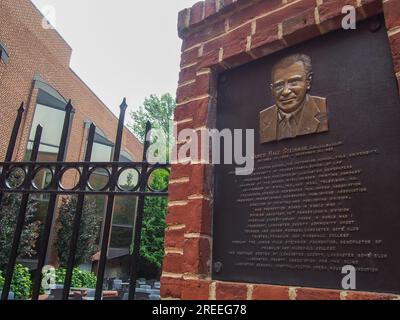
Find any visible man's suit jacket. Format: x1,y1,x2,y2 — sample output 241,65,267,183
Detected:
259,95,328,144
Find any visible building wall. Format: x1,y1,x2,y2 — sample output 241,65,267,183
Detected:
0,0,143,265
163,0,400,300
0,0,142,163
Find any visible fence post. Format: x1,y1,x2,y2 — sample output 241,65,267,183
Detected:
94,98,128,300
1,125,42,300
31,101,74,300
0,103,25,206
127,121,152,300
62,123,96,300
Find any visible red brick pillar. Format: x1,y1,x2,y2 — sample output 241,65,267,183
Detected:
161,0,400,300
383,0,400,92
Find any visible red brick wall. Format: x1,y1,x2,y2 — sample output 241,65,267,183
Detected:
163,0,400,300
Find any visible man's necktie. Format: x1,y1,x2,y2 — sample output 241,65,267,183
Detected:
279,113,296,139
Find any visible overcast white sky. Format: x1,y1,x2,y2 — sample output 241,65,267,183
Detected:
30,0,198,118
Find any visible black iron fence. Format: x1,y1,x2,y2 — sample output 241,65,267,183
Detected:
0,99,169,300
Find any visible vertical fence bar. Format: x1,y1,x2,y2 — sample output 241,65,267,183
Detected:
62,123,96,300
94,98,128,300
1,125,42,300
0,103,25,206
31,101,74,300
128,121,151,300
4,103,25,162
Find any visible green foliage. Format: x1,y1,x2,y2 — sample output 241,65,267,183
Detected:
55,268,97,289
128,94,173,272
55,196,101,267
0,270,4,288
0,264,32,299
128,93,176,162
128,93,176,142
138,169,169,269
10,264,32,299
0,173,41,270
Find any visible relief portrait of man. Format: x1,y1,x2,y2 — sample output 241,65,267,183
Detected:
260,54,328,144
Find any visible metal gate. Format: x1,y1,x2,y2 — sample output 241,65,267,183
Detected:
0,99,169,300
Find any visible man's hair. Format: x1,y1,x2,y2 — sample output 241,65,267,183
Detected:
271,54,312,79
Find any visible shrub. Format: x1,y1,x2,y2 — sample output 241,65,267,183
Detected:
0,173,41,269
0,264,32,299
55,268,97,289
11,264,32,299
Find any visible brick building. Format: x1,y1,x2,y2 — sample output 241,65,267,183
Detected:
163,0,400,300
0,0,142,272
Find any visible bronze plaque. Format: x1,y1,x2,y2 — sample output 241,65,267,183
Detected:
213,16,400,293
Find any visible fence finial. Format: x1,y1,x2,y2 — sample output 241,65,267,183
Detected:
65,99,74,112
17,102,25,113
120,97,128,110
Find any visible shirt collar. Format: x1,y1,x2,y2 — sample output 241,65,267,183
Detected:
277,96,308,124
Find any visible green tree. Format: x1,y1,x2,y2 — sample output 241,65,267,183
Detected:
128,94,172,273
128,93,176,141
137,169,169,269
55,196,101,267
0,174,41,270
128,93,176,161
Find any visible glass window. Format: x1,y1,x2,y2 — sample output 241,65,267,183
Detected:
110,226,134,248
26,102,66,197
26,103,66,162
91,142,113,162
113,196,137,226
82,126,138,277
87,129,113,215
87,130,114,162
23,97,69,260
86,128,138,275
120,150,134,162
30,104,65,148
